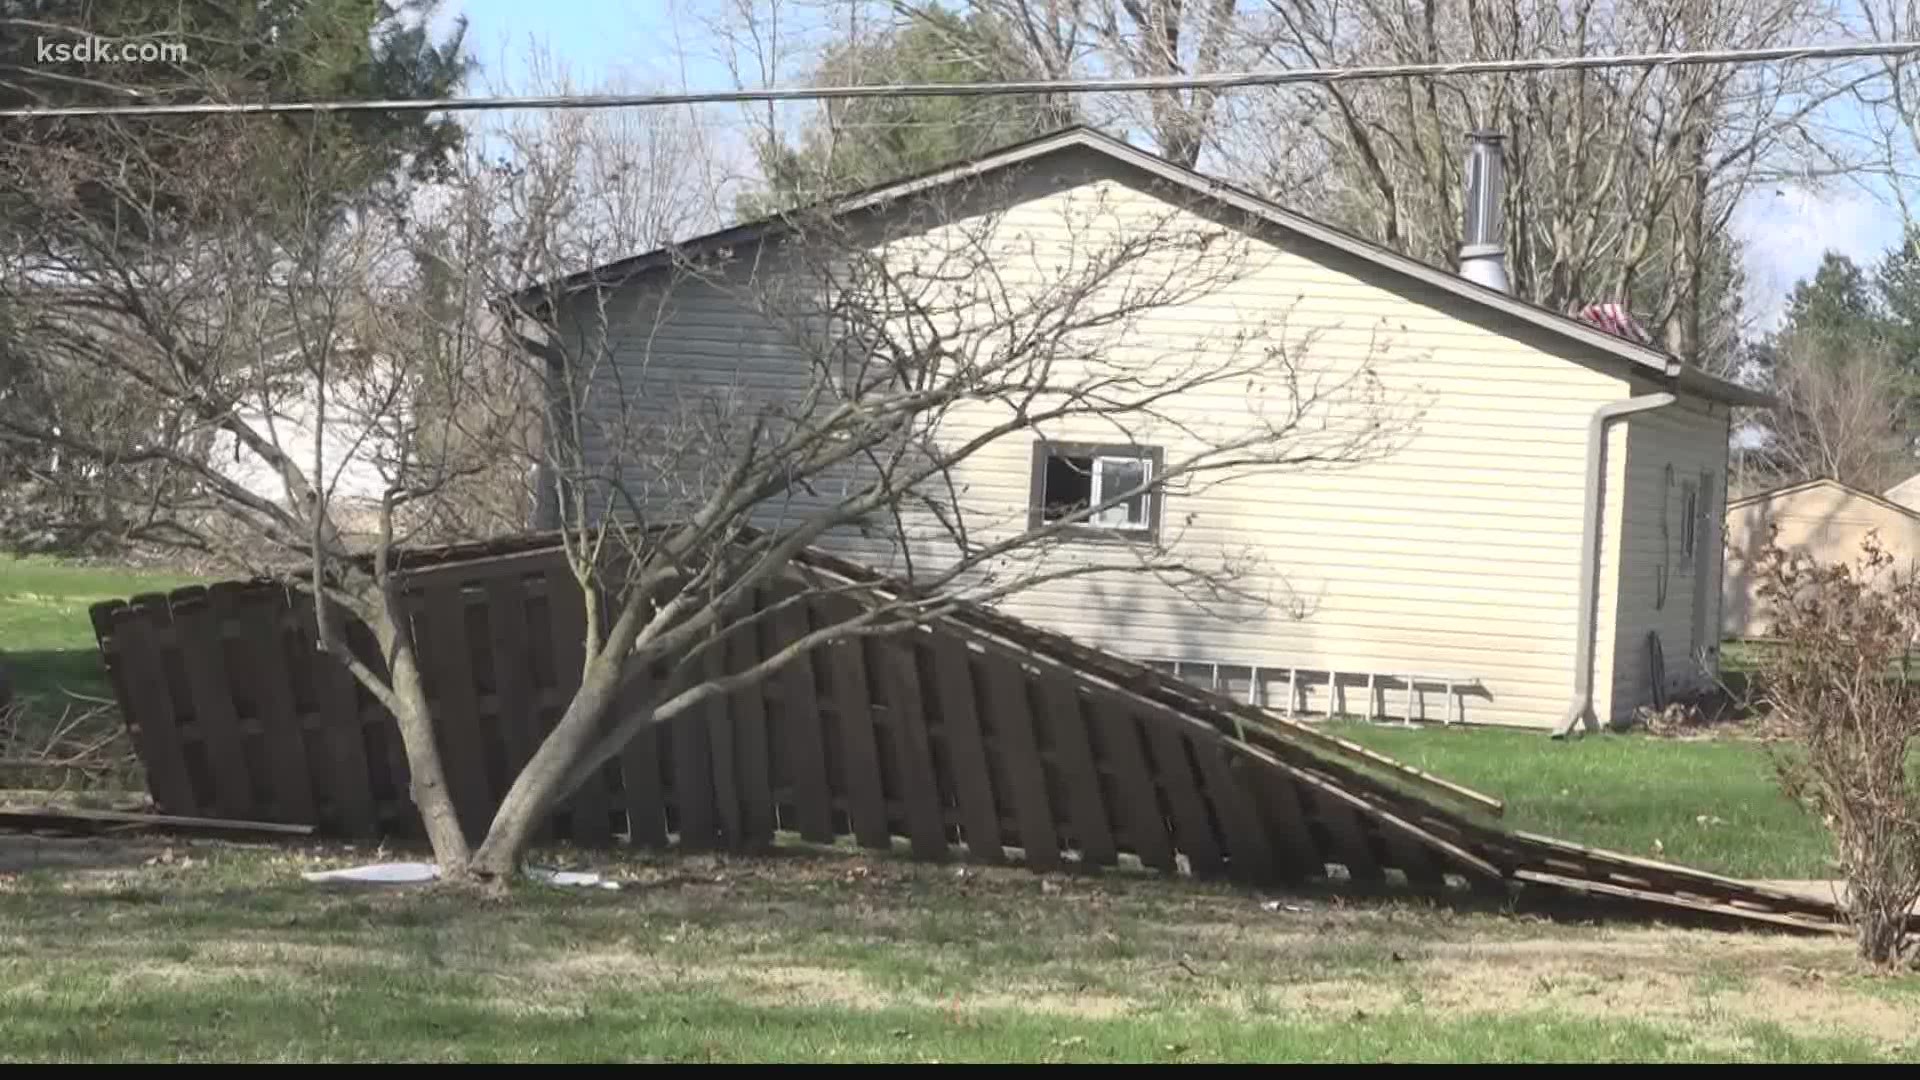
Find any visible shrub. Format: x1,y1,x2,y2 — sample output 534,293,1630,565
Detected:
1747,527,1920,967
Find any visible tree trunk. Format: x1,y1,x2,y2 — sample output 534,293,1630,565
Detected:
381,627,472,875
469,649,631,879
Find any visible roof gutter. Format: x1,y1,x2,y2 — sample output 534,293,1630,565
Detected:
1555,391,1677,738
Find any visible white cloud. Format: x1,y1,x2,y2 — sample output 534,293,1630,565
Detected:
1733,186,1900,331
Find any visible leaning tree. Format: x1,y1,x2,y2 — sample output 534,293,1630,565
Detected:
0,92,1415,880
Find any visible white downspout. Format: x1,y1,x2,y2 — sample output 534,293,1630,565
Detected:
1555,392,1677,738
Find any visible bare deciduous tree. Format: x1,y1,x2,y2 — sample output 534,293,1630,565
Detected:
2,67,1415,880
0,106,550,865
1229,0,1872,373
1755,337,1913,491
461,109,1417,874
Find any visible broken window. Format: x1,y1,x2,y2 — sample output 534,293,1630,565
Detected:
1030,441,1162,539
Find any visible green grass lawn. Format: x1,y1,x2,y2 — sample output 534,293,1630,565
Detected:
1,554,199,713
1,838,1914,1063
1,555,200,786
1332,721,1834,880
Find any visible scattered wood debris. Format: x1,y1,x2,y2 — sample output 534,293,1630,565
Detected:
0,805,314,838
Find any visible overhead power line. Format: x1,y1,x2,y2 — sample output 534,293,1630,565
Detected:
2,40,1917,119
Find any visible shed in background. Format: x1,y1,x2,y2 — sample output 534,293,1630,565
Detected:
1722,478,1920,638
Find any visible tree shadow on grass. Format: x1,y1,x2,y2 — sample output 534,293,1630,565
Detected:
2,648,113,703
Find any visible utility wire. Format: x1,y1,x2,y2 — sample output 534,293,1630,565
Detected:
3,40,1919,119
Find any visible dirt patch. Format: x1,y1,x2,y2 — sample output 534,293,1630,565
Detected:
1750,879,1920,914
522,948,1136,1018
1726,978,1918,1046
1631,676,1788,740
1390,929,1911,1050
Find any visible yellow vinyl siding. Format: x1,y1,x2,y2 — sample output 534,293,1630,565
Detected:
848,165,1632,729
1595,398,1732,726
559,147,1743,730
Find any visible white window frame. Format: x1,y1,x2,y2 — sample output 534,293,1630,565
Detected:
1090,455,1153,532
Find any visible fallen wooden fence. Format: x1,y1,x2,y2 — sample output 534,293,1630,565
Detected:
87,535,1875,934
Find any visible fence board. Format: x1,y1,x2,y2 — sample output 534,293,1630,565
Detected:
820,622,889,851
422,583,491,842
1380,827,1448,888
87,601,133,729
769,598,834,843
979,656,1059,870
1143,724,1222,876
1087,699,1174,872
1307,788,1384,885
670,700,718,849
929,635,1003,863
727,623,775,848
169,589,253,819
1037,680,1113,866
1237,760,1318,882
872,640,947,860
234,590,315,825
285,588,378,838
483,576,540,773
619,730,669,848
1193,740,1275,884
110,603,198,815
316,656,378,837
703,647,742,847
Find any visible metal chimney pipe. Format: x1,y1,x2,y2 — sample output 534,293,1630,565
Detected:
1459,130,1510,293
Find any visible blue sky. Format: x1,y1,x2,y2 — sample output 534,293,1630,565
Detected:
431,0,1905,328
436,0,736,92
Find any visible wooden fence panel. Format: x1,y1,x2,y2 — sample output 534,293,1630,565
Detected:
703,647,743,847
109,599,199,816
1238,760,1319,883
1192,740,1275,884
727,626,775,849
1088,699,1174,872
606,661,668,848
96,541,1877,936
283,591,379,837
817,611,889,851
89,542,1497,898
169,588,254,820
1037,680,1113,867
669,694,718,850
234,589,315,825
317,652,379,837
768,597,834,843
928,635,1004,863
1142,722,1222,877
483,575,540,781
979,655,1059,870
1304,787,1384,885
871,640,947,860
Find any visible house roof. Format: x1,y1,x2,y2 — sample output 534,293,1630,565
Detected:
1885,472,1920,509
1727,476,1920,521
505,125,1771,409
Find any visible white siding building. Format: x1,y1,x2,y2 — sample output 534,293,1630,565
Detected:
512,127,1764,732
